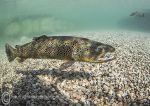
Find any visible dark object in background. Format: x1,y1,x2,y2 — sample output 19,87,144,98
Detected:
130,11,144,17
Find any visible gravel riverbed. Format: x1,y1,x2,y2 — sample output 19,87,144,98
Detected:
0,31,150,106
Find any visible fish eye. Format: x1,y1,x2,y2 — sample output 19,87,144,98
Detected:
15,45,20,48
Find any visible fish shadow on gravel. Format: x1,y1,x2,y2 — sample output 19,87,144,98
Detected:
1,68,150,106
2,68,96,106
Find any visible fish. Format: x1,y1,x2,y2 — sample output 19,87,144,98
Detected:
130,11,144,17
5,35,116,65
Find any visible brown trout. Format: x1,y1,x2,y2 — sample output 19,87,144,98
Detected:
5,35,115,63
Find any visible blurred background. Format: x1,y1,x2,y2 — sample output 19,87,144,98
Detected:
0,0,150,47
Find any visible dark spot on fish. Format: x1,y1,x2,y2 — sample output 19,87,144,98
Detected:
44,46,57,56
56,45,73,60
15,45,20,48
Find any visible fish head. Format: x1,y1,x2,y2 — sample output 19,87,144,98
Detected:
93,44,116,63
80,43,116,63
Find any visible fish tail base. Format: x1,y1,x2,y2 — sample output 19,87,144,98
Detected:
5,43,16,62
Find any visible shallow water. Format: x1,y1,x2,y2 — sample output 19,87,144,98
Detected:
0,0,150,47
1,1,150,105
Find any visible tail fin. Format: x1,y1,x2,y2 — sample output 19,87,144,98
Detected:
5,43,17,62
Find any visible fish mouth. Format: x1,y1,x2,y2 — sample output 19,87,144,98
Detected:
97,53,116,62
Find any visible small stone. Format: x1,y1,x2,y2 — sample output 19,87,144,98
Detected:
103,85,109,93
74,99,78,103
28,74,32,78
51,88,55,92
76,103,82,106
54,91,57,95
59,98,64,103
112,102,117,106
81,96,85,102
65,92,70,99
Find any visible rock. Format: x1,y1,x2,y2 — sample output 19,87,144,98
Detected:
51,88,55,92
76,103,82,106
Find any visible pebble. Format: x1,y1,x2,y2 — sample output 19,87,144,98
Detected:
51,88,55,92
76,103,82,106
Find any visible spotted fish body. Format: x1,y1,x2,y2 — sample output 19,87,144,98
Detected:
5,35,115,63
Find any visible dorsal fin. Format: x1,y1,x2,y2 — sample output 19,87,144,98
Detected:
33,35,48,41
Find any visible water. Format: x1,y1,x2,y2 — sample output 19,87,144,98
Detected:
0,0,150,47
1,1,150,105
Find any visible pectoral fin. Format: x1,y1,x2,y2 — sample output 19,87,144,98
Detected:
60,60,75,70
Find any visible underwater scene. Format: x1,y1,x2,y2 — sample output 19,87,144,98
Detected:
0,0,150,106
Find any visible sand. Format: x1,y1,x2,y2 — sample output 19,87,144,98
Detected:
0,31,150,106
